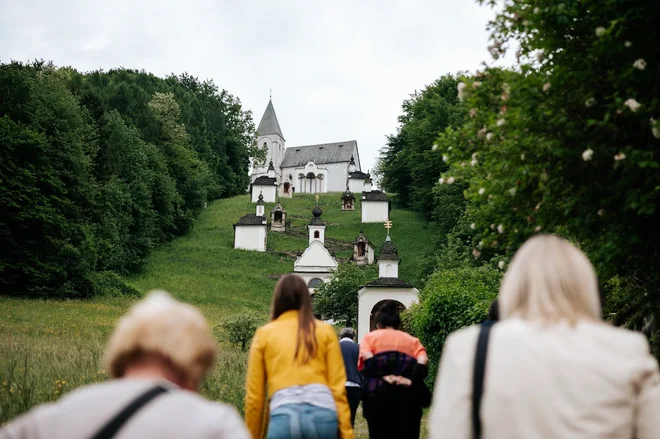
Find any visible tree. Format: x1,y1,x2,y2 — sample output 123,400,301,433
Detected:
220,312,265,352
313,263,377,327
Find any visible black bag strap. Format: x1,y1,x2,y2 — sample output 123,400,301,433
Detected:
90,385,169,439
472,321,495,439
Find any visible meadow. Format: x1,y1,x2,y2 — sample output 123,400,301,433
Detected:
0,193,431,437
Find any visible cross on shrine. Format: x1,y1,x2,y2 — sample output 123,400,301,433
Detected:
384,220,392,237
315,194,319,203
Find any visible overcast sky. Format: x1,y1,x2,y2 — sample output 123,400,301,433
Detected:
0,0,500,173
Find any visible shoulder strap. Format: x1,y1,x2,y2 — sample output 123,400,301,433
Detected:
90,385,169,439
472,321,495,439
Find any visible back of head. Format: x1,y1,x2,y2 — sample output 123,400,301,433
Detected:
104,291,218,385
375,303,402,330
271,274,317,362
339,327,355,340
499,235,601,324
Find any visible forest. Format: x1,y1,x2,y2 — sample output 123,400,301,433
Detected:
376,0,660,375
0,61,259,298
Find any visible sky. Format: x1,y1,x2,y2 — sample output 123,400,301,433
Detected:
0,0,501,173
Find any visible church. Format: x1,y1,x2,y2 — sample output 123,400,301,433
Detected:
250,99,364,195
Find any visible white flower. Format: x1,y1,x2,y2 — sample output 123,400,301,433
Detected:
438,177,445,184
497,118,506,127
472,249,481,258
498,260,506,269
472,81,482,89
597,209,605,216
624,98,641,112
595,27,606,37
624,41,632,48
432,143,439,151
442,154,449,163
478,188,486,195
585,97,596,107
533,7,540,14
614,152,626,161
471,152,478,160
651,118,660,139
543,82,551,92
582,149,594,161
457,82,468,101
469,108,477,118
486,132,494,141
633,59,647,70
534,225,542,232
536,51,545,63
447,176,456,184
508,187,516,196
470,223,476,230
471,159,478,167
490,223,496,230
497,224,505,234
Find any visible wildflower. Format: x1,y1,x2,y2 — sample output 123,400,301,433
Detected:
535,225,542,232
438,177,445,184
624,98,641,112
471,159,478,166
595,27,606,37
431,143,438,151
486,132,494,141
447,176,456,184
478,188,486,195
497,224,505,234
497,119,506,127
498,260,506,269
614,152,626,161
457,82,468,101
469,108,477,118
470,223,476,230
442,154,449,163
543,82,551,92
472,249,482,258
624,41,632,48
651,118,660,139
633,59,647,70
582,149,594,161
585,97,596,107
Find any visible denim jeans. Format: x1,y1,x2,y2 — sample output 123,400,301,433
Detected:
267,403,338,439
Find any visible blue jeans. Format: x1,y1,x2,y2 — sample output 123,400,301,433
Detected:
267,403,338,439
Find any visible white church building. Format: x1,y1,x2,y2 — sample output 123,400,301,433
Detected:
251,99,364,195
233,193,268,252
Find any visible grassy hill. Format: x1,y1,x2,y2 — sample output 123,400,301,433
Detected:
0,193,430,431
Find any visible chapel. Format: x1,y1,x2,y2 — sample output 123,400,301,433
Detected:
233,193,268,252
250,99,364,195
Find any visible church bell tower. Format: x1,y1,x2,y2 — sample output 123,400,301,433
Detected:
252,98,285,183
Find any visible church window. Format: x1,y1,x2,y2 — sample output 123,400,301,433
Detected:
263,142,267,148
308,278,324,288
314,231,320,239
288,174,293,180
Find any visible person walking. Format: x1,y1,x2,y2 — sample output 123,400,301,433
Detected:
338,328,361,426
0,291,249,439
244,274,353,439
429,235,660,439
359,303,431,439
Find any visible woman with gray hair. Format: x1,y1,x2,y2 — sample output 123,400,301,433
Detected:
429,235,660,439
1,291,249,439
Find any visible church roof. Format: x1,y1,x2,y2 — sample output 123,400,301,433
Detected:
234,214,267,226
341,188,355,200
348,171,369,180
281,140,358,168
257,100,284,139
253,176,278,186
364,277,414,288
271,201,285,212
294,240,338,271
362,190,389,202
379,236,399,260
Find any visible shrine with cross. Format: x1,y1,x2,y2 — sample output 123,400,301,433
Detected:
356,219,420,342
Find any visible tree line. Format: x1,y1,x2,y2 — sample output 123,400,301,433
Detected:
376,0,660,373
0,60,260,298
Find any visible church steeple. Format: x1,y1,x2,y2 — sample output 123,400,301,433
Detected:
257,99,285,140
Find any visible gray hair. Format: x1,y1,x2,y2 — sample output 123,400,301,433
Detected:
339,327,355,340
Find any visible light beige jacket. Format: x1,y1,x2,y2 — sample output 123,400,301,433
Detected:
429,318,660,439
0,378,250,439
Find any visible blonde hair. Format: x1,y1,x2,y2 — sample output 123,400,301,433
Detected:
499,235,601,324
104,290,218,382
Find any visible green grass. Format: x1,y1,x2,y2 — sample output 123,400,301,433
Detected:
1,192,431,435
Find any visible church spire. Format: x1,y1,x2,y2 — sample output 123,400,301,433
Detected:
257,99,284,140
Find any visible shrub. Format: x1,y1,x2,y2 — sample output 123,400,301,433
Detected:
89,271,141,298
220,311,265,352
409,266,500,386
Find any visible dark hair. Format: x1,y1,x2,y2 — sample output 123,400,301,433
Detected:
339,327,355,340
488,299,500,322
375,304,401,330
271,274,317,363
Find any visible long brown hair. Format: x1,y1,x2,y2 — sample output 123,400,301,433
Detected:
270,274,317,363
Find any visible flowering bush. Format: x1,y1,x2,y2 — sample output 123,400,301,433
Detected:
433,0,660,350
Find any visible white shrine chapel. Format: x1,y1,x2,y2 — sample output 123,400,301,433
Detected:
251,99,366,197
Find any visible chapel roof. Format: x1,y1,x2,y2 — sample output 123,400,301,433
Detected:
234,214,267,226
310,204,325,226
281,140,358,168
341,187,355,200
253,176,278,186
362,190,389,202
271,201,285,212
379,236,399,260
348,171,369,180
364,277,414,288
257,100,284,139
355,229,373,246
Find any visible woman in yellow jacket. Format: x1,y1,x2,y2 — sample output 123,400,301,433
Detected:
245,274,354,439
